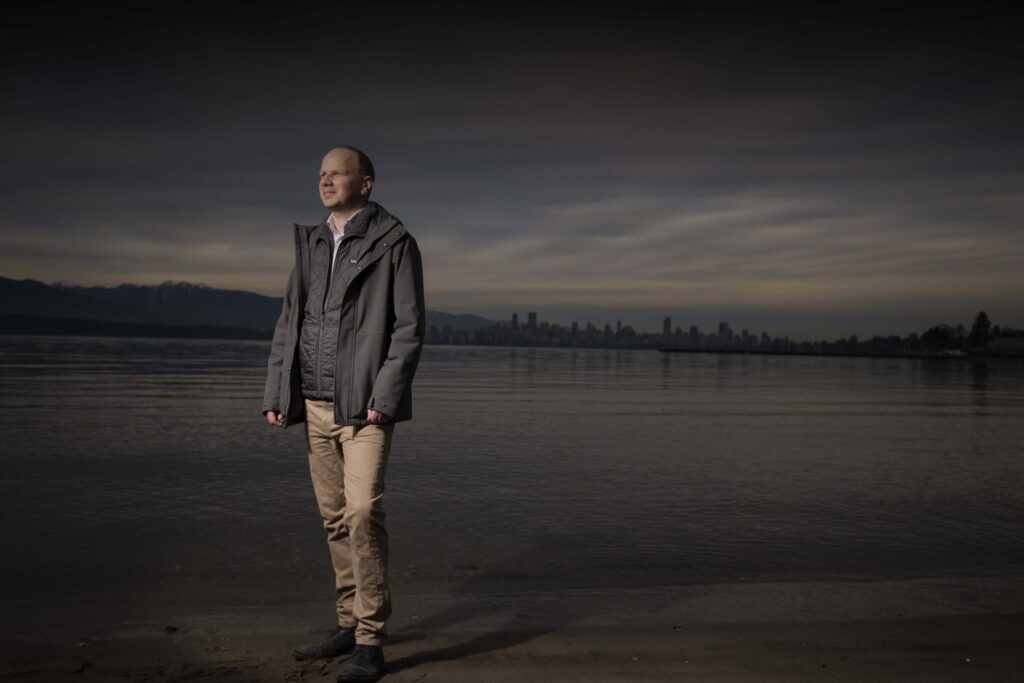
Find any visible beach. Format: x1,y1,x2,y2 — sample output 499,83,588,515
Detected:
4,576,1023,681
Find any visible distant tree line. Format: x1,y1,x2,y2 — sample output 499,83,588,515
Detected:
919,311,1016,351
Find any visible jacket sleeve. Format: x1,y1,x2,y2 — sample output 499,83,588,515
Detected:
369,235,426,417
262,263,297,415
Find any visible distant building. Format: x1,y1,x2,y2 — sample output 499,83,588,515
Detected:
718,321,733,345
528,312,537,329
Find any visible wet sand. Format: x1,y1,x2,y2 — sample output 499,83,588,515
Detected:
3,577,1023,681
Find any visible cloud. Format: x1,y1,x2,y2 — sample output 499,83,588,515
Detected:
1,10,1022,339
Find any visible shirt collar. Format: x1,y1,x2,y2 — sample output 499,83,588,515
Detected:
327,205,366,238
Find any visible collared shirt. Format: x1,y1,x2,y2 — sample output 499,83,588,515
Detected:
326,206,365,278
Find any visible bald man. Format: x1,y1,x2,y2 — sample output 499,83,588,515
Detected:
262,146,426,682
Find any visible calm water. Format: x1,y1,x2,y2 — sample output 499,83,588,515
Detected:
2,334,1023,617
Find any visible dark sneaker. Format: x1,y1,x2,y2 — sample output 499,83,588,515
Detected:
336,644,385,682
292,625,356,660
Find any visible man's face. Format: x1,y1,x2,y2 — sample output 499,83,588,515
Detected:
319,149,372,211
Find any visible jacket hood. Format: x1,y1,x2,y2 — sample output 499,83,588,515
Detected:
308,201,405,256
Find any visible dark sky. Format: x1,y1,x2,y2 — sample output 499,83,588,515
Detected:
3,5,1022,340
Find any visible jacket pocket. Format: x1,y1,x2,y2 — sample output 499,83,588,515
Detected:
351,333,386,417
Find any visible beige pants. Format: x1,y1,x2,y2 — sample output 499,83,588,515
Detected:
304,398,394,646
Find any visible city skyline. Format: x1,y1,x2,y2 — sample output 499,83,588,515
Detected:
3,7,1022,341
490,308,1011,346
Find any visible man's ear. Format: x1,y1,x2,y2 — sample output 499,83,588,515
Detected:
362,176,374,197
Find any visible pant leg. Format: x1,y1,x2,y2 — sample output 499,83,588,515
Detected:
304,398,356,628
339,422,395,646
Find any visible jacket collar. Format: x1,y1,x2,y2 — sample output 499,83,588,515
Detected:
313,202,379,246
303,200,406,265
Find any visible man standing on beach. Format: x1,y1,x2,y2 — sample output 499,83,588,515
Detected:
262,146,426,683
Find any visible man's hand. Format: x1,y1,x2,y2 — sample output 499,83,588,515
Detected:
367,408,393,424
265,410,285,428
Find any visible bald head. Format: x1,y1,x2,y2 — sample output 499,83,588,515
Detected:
324,146,375,183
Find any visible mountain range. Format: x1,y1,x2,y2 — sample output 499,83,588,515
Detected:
0,277,498,338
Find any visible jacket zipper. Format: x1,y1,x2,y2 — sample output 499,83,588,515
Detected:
315,236,338,395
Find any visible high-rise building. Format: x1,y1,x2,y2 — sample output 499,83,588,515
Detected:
512,313,518,329
528,312,537,329
663,316,672,340
718,321,733,344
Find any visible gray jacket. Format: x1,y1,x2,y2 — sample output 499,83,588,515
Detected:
261,200,425,428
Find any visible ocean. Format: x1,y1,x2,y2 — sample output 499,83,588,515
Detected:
2,334,1023,624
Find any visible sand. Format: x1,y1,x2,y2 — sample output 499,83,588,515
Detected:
3,576,1023,681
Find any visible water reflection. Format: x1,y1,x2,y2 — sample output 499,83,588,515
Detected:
1,335,1023,612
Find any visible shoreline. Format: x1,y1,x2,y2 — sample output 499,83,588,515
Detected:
4,329,1022,360
657,346,1024,360
4,576,1022,681
6,615,1023,682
